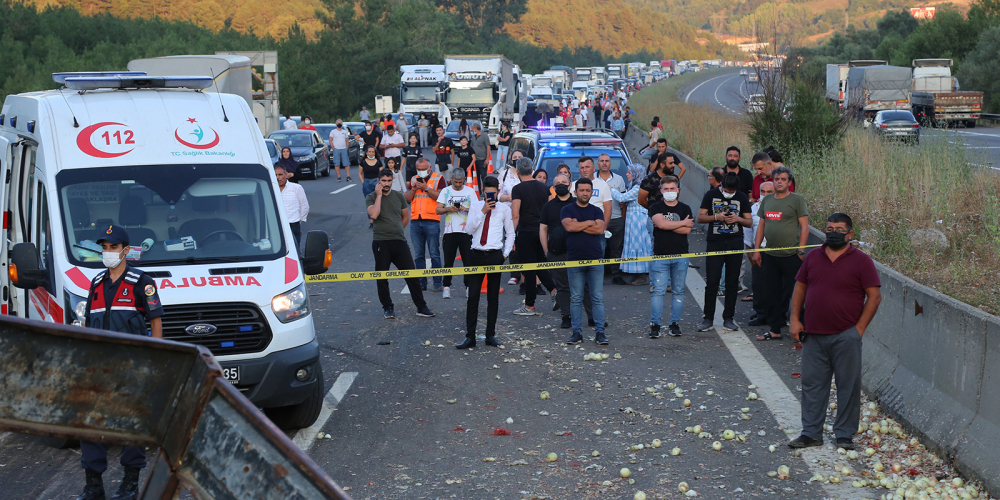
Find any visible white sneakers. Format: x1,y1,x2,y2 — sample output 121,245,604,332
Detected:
442,286,451,299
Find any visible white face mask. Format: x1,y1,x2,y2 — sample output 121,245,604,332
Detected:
722,190,736,199
663,191,678,202
304,119,311,125
367,154,375,159
417,170,430,178
365,125,372,131
102,250,125,269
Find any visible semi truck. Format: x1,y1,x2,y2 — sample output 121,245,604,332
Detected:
397,64,450,125
543,68,570,93
574,67,593,85
662,60,677,74
909,59,982,127
607,64,626,80
845,64,912,121
825,64,849,107
592,67,606,85
444,55,518,145
649,61,661,73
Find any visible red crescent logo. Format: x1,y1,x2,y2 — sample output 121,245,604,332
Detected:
174,128,220,149
76,122,135,158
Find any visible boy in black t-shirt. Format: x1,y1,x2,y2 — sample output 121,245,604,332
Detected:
402,134,422,181
454,136,475,173
647,176,693,338
695,172,752,333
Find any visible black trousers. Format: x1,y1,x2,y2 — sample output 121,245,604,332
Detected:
515,230,545,307
372,240,427,310
751,259,767,317
81,441,145,473
466,249,505,338
605,217,625,277
442,232,472,288
474,159,487,193
289,222,302,255
548,251,593,319
704,238,744,320
762,252,802,334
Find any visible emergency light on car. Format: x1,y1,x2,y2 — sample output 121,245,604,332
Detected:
61,76,214,91
52,72,148,84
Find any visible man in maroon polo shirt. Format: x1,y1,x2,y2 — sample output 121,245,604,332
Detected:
787,213,882,450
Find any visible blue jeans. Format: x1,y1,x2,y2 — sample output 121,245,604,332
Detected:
650,257,688,326
410,220,442,289
362,178,378,197
331,148,350,167
568,265,605,335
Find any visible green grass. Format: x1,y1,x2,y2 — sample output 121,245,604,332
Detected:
628,76,1000,316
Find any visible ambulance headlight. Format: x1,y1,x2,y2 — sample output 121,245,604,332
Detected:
64,290,88,327
271,283,310,323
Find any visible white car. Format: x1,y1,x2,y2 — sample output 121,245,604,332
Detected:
748,72,759,83
739,69,748,76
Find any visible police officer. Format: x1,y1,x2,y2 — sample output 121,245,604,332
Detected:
76,225,163,500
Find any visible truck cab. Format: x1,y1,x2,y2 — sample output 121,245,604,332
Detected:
1,72,332,430
398,65,450,126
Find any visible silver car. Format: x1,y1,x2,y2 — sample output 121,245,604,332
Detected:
872,110,920,144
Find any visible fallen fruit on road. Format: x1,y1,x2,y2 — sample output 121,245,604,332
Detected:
670,447,682,456
634,491,647,500
446,399,457,404
683,399,691,407
483,457,496,462
777,465,790,479
540,391,550,400
595,429,603,435
769,445,776,453
712,441,722,451
747,392,758,400
678,481,689,493
592,450,600,457
546,452,558,462
723,430,736,440
651,439,662,448
620,467,632,478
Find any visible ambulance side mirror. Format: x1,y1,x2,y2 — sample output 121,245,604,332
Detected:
10,242,48,290
302,231,331,275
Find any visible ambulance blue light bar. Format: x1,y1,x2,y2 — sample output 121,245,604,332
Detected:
61,76,214,91
52,72,148,84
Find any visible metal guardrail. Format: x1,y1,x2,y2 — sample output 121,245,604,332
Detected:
0,315,351,500
980,113,1000,122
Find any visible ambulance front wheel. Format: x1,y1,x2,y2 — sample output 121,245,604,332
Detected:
263,365,325,430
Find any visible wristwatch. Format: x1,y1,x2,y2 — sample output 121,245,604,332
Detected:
797,250,805,256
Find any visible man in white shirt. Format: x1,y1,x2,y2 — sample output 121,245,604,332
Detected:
275,165,309,254
329,120,352,182
570,156,612,253
359,106,370,122
436,168,479,299
380,125,405,169
457,176,514,350
282,116,297,130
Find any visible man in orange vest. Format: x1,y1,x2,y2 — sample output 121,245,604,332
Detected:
405,158,446,291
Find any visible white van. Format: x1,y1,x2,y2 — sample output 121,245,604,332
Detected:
0,72,332,429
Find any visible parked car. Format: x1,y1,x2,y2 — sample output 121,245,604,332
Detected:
314,123,363,166
264,138,280,166
747,72,759,83
267,129,331,179
871,110,920,144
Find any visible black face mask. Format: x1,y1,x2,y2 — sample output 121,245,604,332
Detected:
825,231,849,249
554,184,570,197
337,124,342,128
726,159,739,169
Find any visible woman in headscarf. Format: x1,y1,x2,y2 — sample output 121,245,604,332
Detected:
276,147,298,182
611,163,652,285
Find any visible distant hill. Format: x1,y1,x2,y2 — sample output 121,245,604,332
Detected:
506,0,741,59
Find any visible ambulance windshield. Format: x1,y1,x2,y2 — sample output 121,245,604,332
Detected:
57,164,287,267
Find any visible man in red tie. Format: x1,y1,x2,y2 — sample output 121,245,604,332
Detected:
457,176,515,349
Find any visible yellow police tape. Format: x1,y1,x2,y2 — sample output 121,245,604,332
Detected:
305,244,822,283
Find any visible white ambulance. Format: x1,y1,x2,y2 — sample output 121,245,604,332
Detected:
1,72,332,429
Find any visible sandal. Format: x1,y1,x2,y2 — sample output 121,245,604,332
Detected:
756,332,782,341
741,294,754,302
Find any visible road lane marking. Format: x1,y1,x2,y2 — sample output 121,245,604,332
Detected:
292,371,358,453
686,269,874,499
685,73,738,104
330,184,356,195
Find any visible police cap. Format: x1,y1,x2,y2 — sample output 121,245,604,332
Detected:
96,224,130,246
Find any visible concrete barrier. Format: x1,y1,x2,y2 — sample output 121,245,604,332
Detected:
622,125,1000,496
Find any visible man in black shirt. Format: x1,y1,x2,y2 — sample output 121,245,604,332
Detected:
511,157,552,315
540,174,591,328
638,153,678,208
647,176,693,338
724,146,754,196
432,125,454,173
696,173,752,332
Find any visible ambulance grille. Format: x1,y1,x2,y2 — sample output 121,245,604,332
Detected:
153,302,272,355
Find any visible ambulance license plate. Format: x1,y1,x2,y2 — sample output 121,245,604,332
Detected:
222,366,240,384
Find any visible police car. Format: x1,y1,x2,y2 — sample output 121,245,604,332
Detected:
506,127,633,183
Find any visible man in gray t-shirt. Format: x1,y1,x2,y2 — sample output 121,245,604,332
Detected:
470,122,491,190
596,153,628,284
366,168,435,319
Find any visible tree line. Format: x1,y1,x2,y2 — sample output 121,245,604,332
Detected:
785,1,1000,112
0,0,737,120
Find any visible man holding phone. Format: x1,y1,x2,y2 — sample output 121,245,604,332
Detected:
436,167,479,299
696,172,751,332
458,176,514,349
